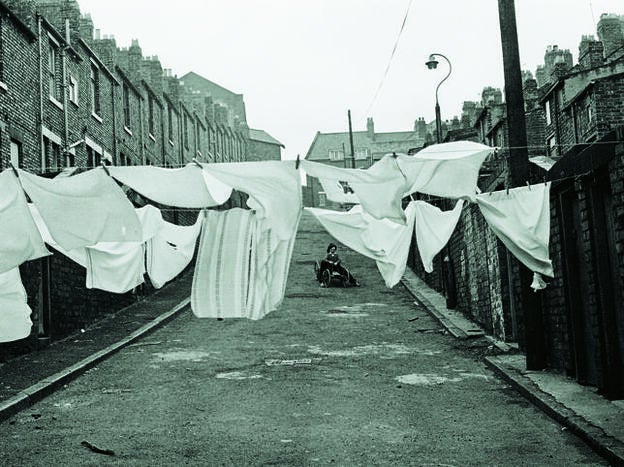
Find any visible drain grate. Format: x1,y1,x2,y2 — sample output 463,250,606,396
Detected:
265,358,313,366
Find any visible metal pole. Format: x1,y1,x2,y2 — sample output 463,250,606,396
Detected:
348,110,355,168
428,53,456,308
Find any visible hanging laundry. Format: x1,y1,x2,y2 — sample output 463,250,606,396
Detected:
396,141,492,201
0,267,32,343
18,167,142,250
316,177,359,205
305,202,417,288
0,170,50,274
109,164,232,208
146,210,204,289
245,226,298,320
200,160,302,319
191,208,255,319
475,182,554,278
301,157,408,225
413,200,464,273
200,160,302,240
30,204,163,294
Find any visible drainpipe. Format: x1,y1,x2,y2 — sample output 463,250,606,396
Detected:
61,20,69,162
37,15,44,171
111,81,118,165
138,97,145,164
37,15,51,341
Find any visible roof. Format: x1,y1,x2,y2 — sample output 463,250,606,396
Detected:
305,130,424,161
248,129,284,148
562,70,624,110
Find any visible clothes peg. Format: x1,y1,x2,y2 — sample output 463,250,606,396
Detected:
506,186,509,195
295,154,300,169
192,157,203,169
526,181,531,190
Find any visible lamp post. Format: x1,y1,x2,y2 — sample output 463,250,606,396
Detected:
425,53,452,143
426,52,457,309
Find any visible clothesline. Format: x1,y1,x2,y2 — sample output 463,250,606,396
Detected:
2,138,615,176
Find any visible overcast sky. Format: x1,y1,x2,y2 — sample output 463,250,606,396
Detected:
76,0,623,160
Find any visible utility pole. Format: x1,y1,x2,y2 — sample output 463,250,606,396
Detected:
348,110,355,168
498,0,546,370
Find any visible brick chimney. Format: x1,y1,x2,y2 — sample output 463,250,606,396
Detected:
35,0,82,45
79,13,93,43
93,35,117,70
4,0,37,30
551,56,570,80
578,35,604,69
366,117,375,141
414,117,427,138
523,78,538,110
597,13,624,61
127,39,143,81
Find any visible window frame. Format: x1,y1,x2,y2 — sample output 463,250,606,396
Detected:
90,62,101,117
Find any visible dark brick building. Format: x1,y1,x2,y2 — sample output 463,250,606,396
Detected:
0,0,281,358
409,11,624,399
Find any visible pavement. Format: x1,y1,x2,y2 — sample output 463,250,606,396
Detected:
1,259,623,464
403,268,624,466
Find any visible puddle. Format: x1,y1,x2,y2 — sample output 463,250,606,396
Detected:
321,303,388,318
153,350,217,362
396,372,491,386
396,374,462,386
307,343,441,358
215,371,263,380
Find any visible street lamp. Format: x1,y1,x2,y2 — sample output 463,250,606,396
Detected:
425,53,452,143
425,52,456,309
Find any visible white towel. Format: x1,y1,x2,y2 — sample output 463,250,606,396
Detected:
398,141,492,201
0,170,50,273
0,268,32,343
305,202,417,288
476,183,554,277
109,164,232,208
301,157,408,225
191,209,255,319
413,200,464,273
30,204,163,293
200,160,301,241
18,167,142,249
146,211,204,289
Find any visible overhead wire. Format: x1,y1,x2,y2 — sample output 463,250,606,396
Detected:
364,0,414,117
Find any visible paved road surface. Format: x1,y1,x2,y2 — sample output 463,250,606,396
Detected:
0,212,607,465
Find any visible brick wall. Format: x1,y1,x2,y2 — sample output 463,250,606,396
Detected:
247,140,281,161
0,10,39,172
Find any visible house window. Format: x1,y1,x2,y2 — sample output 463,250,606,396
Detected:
10,139,22,168
43,136,61,171
328,149,344,161
183,114,189,149
587,102,593,124
545,100,552,125
87,146,101,168
48,40,60,101
354,148,370,160
90,63,101,115
68,75,78,105
547,136,557,158
167,105,174,141
148,95,155,135
122,82,130,128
